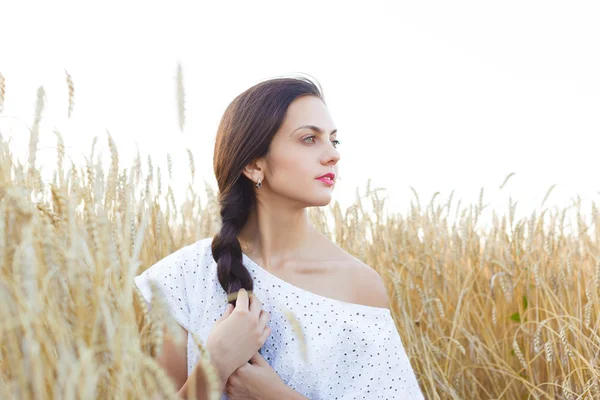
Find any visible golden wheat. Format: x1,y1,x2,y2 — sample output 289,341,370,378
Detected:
1,71,600,399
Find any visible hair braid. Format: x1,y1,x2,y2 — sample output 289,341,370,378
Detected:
211,179,255,305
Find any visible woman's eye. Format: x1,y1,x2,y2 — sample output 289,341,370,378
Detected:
304,136,341,148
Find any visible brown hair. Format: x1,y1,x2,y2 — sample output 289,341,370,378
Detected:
211,75,325,305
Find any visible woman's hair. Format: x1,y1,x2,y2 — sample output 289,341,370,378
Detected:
211,75,325,305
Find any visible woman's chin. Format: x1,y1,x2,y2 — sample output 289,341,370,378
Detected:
311,194,333,207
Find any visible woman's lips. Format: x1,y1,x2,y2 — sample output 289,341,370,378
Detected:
316,177,334,186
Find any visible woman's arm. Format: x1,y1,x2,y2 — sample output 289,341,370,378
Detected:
154,322,228,400
175,335,240,399
176,360,228,400
224,352,310,400
155,324,189,393
176,363,211,400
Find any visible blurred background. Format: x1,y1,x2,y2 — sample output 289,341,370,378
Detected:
1,0,599,231
2,3,600,398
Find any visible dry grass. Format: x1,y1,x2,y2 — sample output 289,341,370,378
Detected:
1,72,599,399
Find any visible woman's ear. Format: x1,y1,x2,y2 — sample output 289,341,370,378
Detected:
241,159,264,182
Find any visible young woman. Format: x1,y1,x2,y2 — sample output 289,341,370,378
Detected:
135,76,424,399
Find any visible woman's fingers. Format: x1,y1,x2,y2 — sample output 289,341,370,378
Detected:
258,325,272,346
257,309,270,331
249,293,262,319
234,288,249,311
217,303,233,323
223,303,233,317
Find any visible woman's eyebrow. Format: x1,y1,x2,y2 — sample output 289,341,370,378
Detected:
291,125,337,136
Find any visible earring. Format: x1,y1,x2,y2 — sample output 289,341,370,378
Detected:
256,178,262,188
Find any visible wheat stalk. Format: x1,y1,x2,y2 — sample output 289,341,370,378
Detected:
0,72,5,114
176,63,185,132
65,69,75,118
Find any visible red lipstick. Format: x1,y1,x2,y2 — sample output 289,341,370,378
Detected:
316,172,335,186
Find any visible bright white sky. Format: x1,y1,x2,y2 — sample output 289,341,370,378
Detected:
1,0,599,233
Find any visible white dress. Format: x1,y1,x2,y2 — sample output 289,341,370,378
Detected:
134,237,424,399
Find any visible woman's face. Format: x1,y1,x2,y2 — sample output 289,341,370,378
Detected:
250,95,341,208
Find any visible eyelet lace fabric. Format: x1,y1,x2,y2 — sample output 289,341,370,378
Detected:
134,237,424,399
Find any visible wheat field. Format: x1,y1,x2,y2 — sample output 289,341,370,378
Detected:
1,71,599,399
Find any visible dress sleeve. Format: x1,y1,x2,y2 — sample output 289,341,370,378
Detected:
134,243,197,332
348,312,424,399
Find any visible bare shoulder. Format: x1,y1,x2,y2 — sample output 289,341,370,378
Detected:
347,258,391,309
324,240,390,310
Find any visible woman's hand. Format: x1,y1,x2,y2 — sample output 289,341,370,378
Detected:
205,289,271,384
225,352,291,400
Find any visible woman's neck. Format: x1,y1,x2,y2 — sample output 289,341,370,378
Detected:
237,205,322,271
